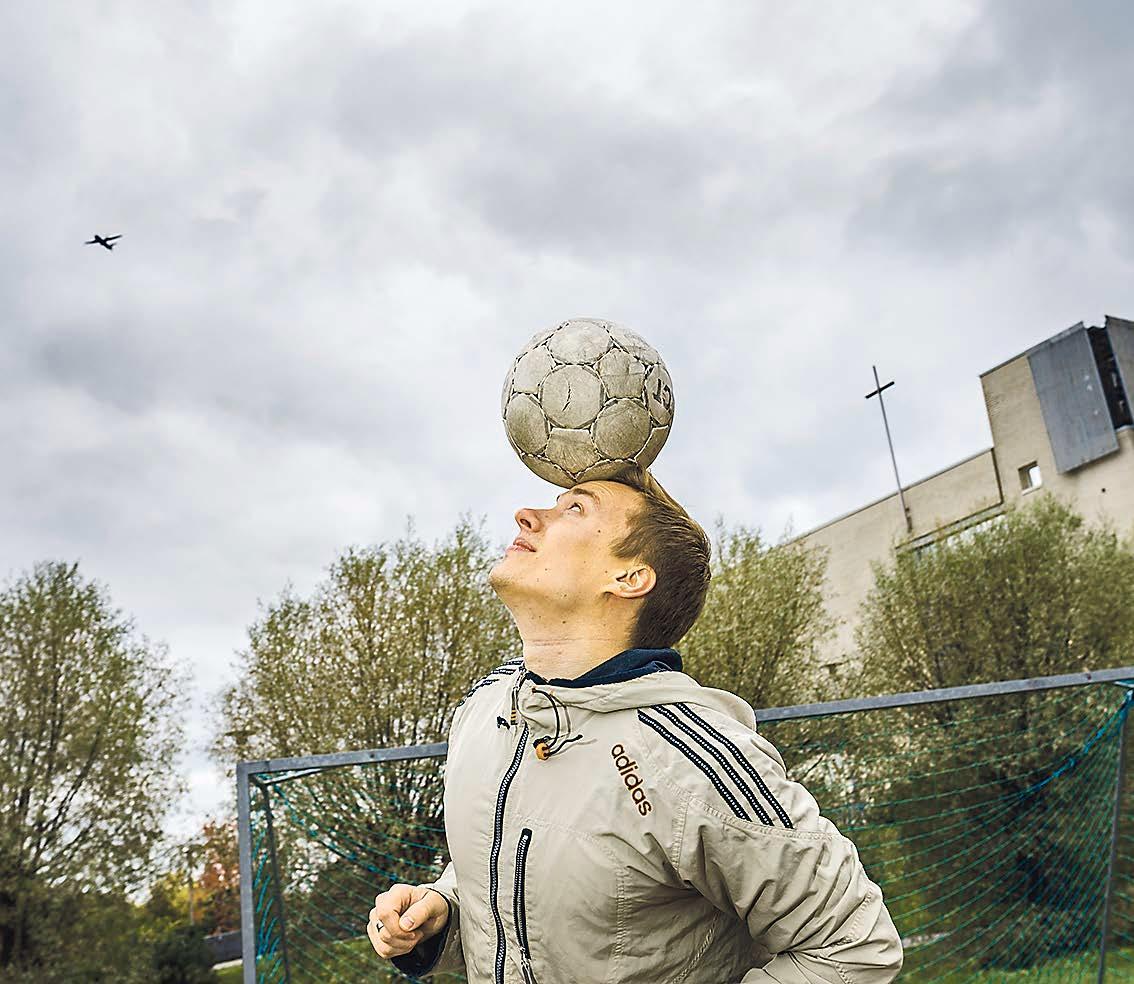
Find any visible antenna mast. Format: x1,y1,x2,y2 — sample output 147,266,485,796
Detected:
865,365,913,534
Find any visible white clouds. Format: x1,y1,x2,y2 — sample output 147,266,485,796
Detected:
3,0,1134,833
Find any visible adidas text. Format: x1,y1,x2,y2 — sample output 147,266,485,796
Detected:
611,744,652,816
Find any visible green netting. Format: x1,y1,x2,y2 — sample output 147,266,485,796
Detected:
244,680,1134,983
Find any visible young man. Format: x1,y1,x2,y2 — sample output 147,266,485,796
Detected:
367,465,903,983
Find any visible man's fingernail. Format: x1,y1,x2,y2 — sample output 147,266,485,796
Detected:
400,917,413,930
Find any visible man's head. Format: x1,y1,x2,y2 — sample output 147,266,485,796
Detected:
489,463,712,652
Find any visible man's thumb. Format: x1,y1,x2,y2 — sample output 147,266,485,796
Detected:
400,902,425,931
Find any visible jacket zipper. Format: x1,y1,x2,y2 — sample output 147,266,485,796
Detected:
513,828,537,984
490,670,530,984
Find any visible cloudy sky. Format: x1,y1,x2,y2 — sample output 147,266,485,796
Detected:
4,0,1133,837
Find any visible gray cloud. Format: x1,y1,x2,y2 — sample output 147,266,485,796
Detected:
850,0,1134,257
2,0,1133,835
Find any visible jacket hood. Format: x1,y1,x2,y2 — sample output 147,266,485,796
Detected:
505,648,758,758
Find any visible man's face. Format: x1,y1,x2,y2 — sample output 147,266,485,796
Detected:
489,480,648,618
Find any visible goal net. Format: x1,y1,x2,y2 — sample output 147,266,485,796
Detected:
239,669,1134,983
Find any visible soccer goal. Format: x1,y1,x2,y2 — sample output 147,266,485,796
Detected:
237,666,1134,983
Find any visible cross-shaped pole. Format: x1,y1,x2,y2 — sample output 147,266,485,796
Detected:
866,365,913,534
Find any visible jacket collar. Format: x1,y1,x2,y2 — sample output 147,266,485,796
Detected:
507,648,757,756
525,647,682,689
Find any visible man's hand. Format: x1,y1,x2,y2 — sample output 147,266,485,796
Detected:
367,883,450,960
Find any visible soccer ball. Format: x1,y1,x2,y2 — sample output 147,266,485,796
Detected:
501,318,674,488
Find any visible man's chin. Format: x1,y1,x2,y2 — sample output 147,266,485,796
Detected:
487,560,510,588
488,559,529,596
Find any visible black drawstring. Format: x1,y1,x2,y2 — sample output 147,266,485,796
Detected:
495,675,584,758
530,687,584,759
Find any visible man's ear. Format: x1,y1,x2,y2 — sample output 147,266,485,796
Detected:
614,565,655,599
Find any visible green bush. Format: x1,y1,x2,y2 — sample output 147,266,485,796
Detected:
150,922,219,984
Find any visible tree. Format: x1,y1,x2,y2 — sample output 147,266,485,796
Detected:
145,868,192,925
213,514,521,764
196,818,239,936
854,493,1134,695
841,494,1134,971
0,561,187,977
680,517,837,709
140,819,239,938
148,922,217,984
212,515,523,960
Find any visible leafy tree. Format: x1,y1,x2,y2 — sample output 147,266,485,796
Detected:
213,515,520,764
0,561,186,977
0,888,161,984
212,515,522,960
840,494,1134,972
215,510,842,765
681,517,837,709
149,922,218,984
853,492,1134,694
196,818,239,935
145,820,242,938
145,868,192,925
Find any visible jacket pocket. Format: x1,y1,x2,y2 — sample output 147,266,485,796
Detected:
511,817,625,983
514,827,538,984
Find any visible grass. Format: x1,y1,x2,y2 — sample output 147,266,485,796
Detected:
214,942,1134,982
896,943,1134,982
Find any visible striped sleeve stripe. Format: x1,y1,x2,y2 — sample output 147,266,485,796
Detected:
651,705,772,826
475,660,523,685
637,710,751,822
455,663,523,706
674,702,793,828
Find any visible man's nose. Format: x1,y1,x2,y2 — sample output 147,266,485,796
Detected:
514,506,544,528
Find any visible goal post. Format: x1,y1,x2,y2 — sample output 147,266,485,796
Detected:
237,667,1134,983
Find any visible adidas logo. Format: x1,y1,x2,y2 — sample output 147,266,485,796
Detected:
611,744,652,816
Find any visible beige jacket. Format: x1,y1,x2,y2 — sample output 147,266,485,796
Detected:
390,651,903,984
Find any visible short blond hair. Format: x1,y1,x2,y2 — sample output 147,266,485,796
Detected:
604,463,712,650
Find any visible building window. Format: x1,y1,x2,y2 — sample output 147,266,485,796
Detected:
902,510,1006,562
913,541,937,561
1019,462,1042,492
1088,325,1133,428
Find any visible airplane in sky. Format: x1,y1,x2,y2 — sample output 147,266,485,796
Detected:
85,234,122,251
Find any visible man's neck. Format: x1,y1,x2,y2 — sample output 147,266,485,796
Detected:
520,636,632,683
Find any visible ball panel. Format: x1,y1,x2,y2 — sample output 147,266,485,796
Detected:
543,427,601,475
547,319,612,364
597,350,646,399
541,364,603,428
577,460,635,484
504,394,550,454
501,366,515,418
513,345,556,394
593,400,650,458
607,323,660,365
524,326,558,350
644,364,674,426
637,425,669,469
523,453,576,488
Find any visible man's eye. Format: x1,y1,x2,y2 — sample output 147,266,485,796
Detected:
570,501,583,512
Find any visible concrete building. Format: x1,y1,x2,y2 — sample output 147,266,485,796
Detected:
793,315,1134,671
